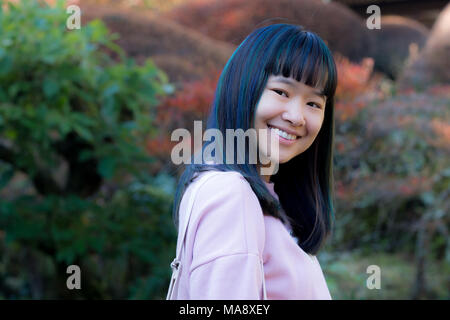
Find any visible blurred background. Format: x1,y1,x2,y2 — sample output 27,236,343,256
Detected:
0,0,448,299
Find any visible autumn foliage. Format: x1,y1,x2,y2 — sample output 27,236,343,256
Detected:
146,69,221,173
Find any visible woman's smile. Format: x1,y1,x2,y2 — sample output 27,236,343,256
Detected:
267,124,301,145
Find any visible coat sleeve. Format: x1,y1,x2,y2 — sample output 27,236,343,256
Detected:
187,172,266,300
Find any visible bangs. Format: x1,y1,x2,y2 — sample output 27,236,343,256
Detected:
264,29,337,99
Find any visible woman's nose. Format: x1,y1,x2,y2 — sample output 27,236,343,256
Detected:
282,104,306,127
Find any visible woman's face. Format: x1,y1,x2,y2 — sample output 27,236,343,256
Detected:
254,74,327,167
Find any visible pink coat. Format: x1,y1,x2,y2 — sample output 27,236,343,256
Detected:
173,169,332,299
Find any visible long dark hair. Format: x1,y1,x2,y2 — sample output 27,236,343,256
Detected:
171,23,337,255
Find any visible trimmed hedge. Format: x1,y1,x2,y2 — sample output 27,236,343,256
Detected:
0,0,176,299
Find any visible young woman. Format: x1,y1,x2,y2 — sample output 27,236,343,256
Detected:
170,23,337,299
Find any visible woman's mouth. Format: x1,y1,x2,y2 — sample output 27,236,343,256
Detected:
267,124,301,142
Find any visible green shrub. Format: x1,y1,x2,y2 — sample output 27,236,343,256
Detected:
0,0,175,299
330,85,450,298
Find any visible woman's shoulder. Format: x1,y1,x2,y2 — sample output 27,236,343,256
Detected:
182,170,262,218
189,170,250,195
183,170,266,260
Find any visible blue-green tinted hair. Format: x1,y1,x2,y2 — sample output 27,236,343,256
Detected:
172,23,337,255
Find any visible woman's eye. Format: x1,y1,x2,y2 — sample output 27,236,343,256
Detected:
308,102,322,109
272,89,288,97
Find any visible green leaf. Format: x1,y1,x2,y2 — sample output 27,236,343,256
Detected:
43,78,60,98
420,192,435,206
73,124,93,142
0,55,13,76
0,167,14,189
102,83,119,98
78,149,93,162
98,156,116,179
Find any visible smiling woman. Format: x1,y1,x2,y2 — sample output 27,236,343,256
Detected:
255,74,328,176
168,23,337,300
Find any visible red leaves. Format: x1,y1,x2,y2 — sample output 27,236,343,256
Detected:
146,69,221,159
333,54,385,122
162,70,220,115
335,55,375,101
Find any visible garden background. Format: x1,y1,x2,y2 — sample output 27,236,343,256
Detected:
0,0,448,299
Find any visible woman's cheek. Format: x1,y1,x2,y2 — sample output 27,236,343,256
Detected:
308,113,325,136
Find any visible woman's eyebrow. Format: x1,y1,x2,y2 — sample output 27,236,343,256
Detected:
271,77,297,87
270,77,326,99
313,89,327,100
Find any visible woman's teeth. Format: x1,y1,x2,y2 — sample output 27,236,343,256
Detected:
269,126,298,140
